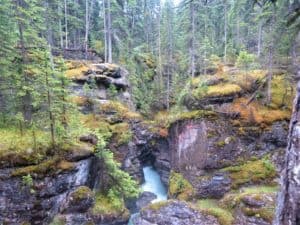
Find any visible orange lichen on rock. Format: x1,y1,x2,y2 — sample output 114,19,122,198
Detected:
65,60,90,79
100,101,142,121
226,74,294,125
70,96,89,106
229,98,291,125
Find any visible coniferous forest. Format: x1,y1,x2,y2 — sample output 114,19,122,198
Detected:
0,0,300,224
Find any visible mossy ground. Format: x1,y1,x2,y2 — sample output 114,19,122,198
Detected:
0,128,68,166
188,69,293,128
80,114,133,146
197,199,234,225
190,70,266,100
227,75,293,126
0,128,50,156
222,158,277,189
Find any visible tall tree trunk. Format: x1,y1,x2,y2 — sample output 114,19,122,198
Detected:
58,3,64,49
257,21,262,58
166,3,173,110
17,0,32,123
257,8,263,58
157,2,163,90
204,3,207,75
45,65,55,146
84,0,89,58
266,15,275,105
190,1,196,78
64,0,68,48
45,53,55,146
107,0,112,63
266,46,273,104
224,0,228,63
103,0,108,62
144,0,150,52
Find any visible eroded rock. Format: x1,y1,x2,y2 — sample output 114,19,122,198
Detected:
132,200,220,225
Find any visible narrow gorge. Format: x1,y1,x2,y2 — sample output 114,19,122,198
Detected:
0,58,296,225
0,0,299,224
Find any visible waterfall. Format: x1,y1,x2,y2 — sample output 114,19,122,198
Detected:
128,166,167,225
141,166,167,202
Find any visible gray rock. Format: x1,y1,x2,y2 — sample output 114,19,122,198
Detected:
136,192,157,211
132,200,220,225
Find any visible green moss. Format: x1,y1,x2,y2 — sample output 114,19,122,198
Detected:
11,158,75,177
222,158,277,189
269,75,294,109
198,199,234,225
111,123,133,146
0,128,50,162
242,206,274,223
71,186,94,203
99,101,142,121
220,185,278,210
216,140,226,148
146,201,169,211
97,121,113,141
175,110,217,122
193,82,242,100
92,192,128,217
169,171,194,200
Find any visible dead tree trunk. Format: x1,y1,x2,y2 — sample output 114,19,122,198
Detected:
275,71,300,225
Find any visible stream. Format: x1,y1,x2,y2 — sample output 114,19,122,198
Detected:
128,166,167,224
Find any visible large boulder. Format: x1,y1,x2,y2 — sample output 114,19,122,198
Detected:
132,200,220,225
61,186,94,213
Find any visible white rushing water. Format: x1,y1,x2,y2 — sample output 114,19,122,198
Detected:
128,166,167,225
141,166,167,202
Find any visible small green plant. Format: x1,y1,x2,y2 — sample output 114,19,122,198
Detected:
236,50,257,74
22,174,35,194
22,174,33,187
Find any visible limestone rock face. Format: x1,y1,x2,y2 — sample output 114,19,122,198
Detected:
132,200,220,225
168,118,287,198
0,157,94,224
70,62,134,111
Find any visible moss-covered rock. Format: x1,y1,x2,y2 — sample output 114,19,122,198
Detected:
220,185,277,224
63,186,95,213
92,192,129,219
222,158,277,189
11,157,75,177
168,171,195,200
110,122,133,146
198,199,234,225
